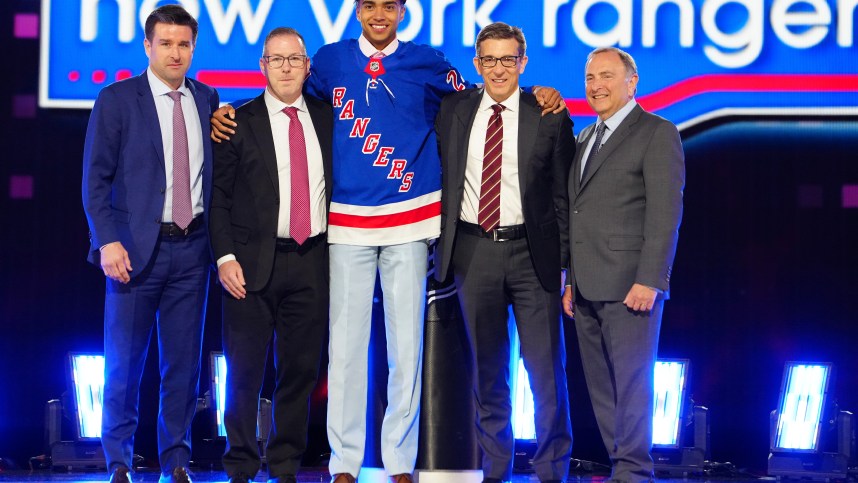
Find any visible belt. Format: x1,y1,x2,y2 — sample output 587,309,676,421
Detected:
160,216,202,237
276,233,326,252
458,221,526,242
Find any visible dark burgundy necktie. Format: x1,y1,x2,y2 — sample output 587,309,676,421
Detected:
478,104,505,232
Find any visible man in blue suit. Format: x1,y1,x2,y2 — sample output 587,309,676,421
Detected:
82,5,219,483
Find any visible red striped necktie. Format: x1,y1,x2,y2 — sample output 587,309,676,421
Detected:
478,103,505,232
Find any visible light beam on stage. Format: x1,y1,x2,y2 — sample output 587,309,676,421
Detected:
773,362,830,451
653,359,689,448
68,353,104,439
510,340,536,441
210,352,228,438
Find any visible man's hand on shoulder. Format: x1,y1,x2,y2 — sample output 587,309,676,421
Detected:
218,260,247,299
100,242,132,284
210,104,237,143
533,86,568,116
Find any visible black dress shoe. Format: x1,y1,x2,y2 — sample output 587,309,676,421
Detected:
229,473,252,483
109,466,132,483
159,466,192,483
267,475,297,483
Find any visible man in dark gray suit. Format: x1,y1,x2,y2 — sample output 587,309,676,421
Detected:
436,22,574,483
562,47,685,483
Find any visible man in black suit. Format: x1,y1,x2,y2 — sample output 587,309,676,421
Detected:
209,27,333,483
434,22,575,483
562,47,685,483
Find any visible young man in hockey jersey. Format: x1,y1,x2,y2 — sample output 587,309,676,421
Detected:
210,2,566,482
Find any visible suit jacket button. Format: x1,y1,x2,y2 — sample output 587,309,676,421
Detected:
573,210,579,214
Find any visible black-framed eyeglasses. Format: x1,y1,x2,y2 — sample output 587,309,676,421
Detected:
262,55,308,68
477,55,521,68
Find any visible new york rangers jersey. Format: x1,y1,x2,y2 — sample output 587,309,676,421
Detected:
306,39,470,246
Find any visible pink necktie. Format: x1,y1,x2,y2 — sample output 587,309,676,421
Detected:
283,107,311,245
478,104,505,232
167,91,192,229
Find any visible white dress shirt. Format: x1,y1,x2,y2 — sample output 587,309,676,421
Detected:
216,89,327,268
460,89,524,227
264,88,327,239
358,34,400,57
147,68,204,223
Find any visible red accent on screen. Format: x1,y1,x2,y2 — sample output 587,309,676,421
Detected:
565,74,858,115
92,70,107,84
68,71,80,82
329,202,441,229
197,70,265,88
115,70,132,81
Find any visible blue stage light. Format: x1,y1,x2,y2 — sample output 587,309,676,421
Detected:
773,362,832,451
511,356,536,441
653,359,690,448
210,352,228,438
68,353,104,439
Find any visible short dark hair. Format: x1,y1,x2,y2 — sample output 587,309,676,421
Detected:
144,4,198,43
587,47,638,77
354,0,406,6
262,27,307,56
475,22,526,57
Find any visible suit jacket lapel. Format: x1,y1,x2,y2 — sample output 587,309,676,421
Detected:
517,93,540,202
572,125,593,194
579,104,643,190
453,90,482,200
136,74,166,172
186,79,213,201
246,96,280,197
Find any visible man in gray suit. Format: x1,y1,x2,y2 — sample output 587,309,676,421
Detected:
562,47,685,483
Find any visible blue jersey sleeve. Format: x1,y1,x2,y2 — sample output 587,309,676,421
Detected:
426,47,473,97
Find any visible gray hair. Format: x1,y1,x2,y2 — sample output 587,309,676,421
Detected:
587,47,638,77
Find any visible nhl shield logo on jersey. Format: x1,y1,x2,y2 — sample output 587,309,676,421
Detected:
364,57,386,81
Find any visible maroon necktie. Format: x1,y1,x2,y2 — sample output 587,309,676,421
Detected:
283,107,311,245
478,104,505,232
167,91,192,229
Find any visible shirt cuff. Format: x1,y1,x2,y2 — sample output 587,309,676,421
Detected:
216,254,236,268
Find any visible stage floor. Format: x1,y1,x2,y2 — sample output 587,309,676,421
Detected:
0,468,774,483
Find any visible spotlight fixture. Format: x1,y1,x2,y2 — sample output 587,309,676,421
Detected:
652,359,710,476
768,362,853,480
47,353,107,470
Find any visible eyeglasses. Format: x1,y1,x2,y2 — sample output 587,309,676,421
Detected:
262,55,308,69
477,55,521,68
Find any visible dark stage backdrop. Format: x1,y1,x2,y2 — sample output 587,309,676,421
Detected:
2,0,858,474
